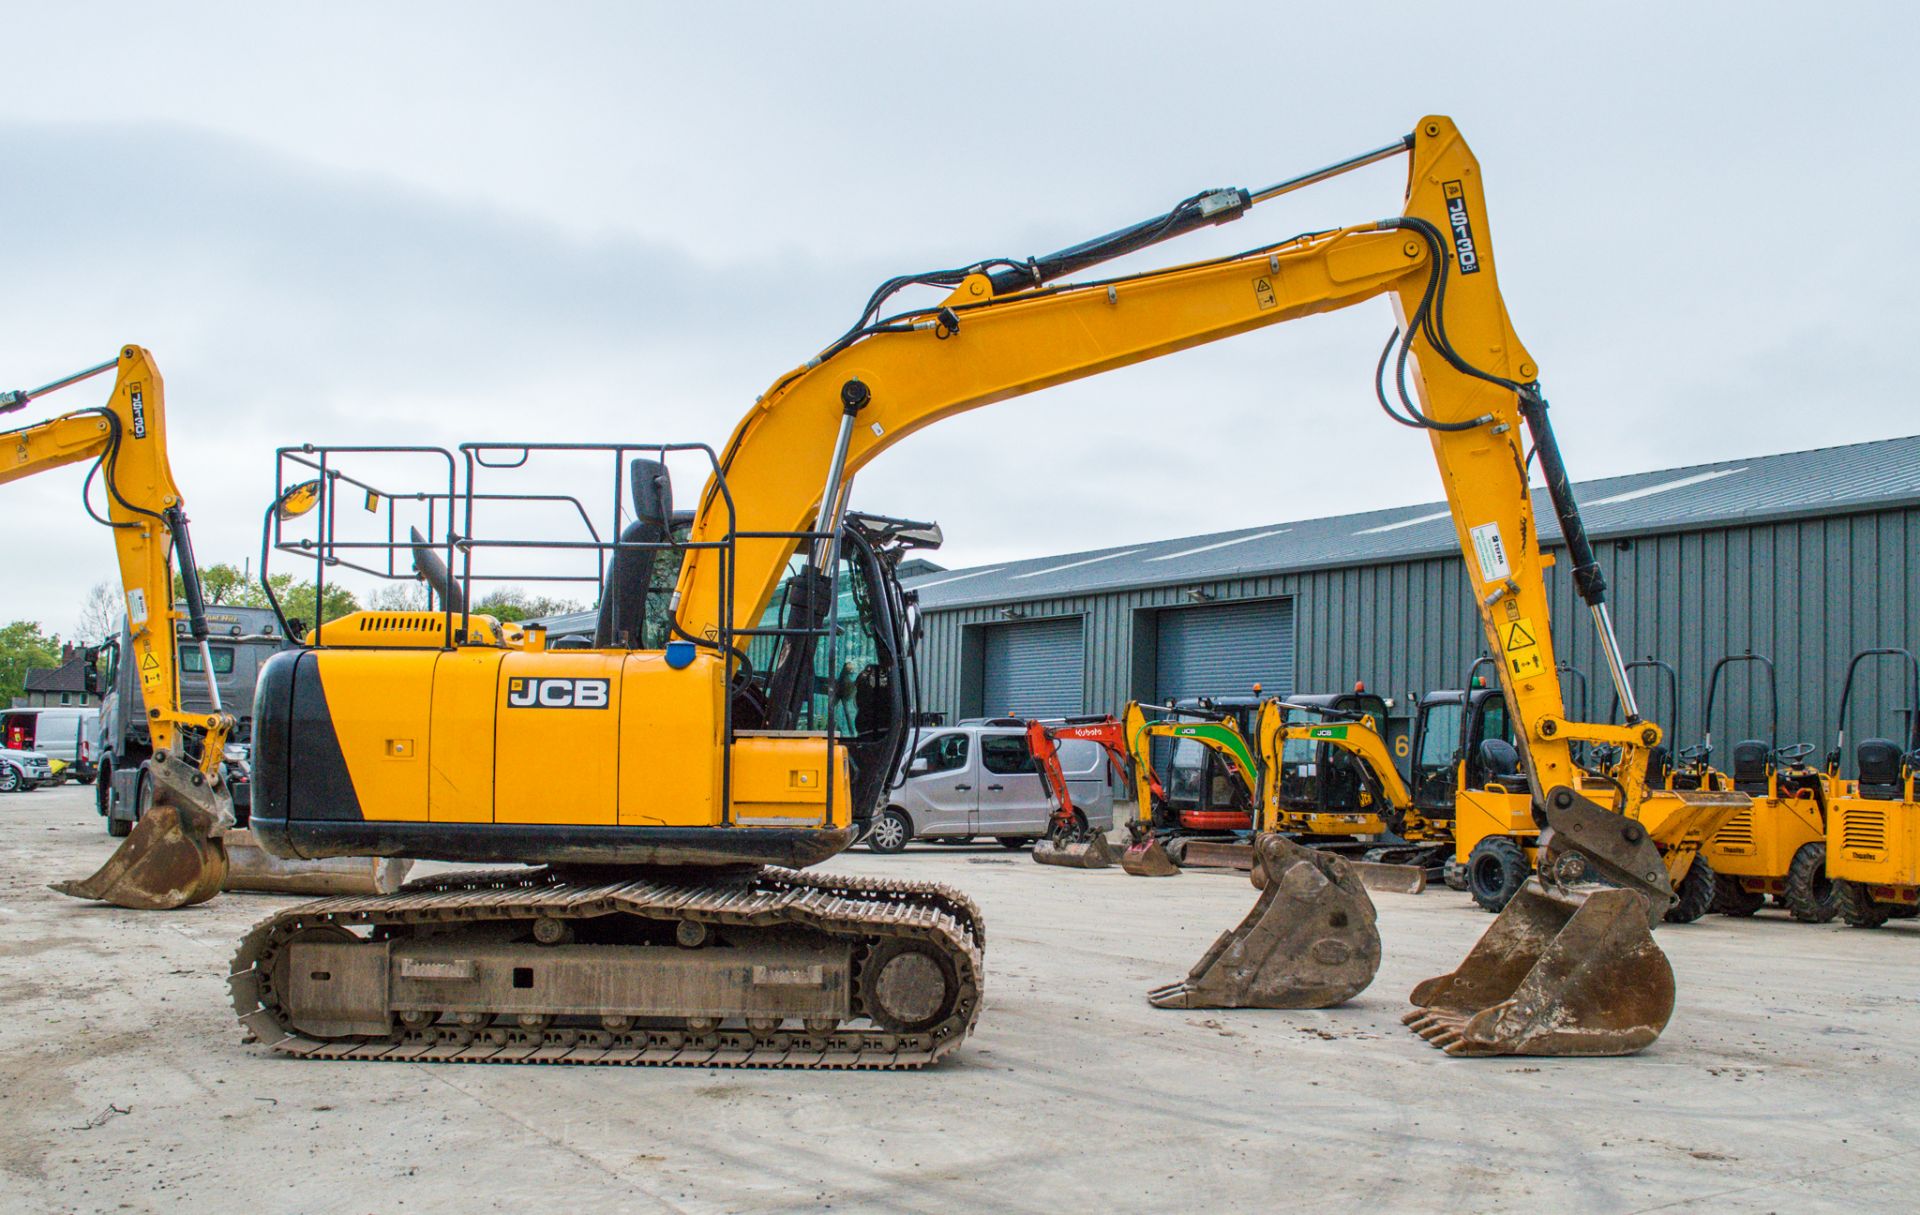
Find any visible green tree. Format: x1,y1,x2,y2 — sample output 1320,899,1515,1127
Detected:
472,587,585,623
0,620,61,708
171,562,271,608
270,574,360,634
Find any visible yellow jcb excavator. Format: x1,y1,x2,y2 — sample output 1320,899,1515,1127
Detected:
0,349,403,907
62,116,1712,1061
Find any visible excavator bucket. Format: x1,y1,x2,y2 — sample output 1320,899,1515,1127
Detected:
1405,787,1678,1057
1148,834,1379,1008
1120,834,1181,877
50,750,231,910
1032,830,1117,869
222,829,415,896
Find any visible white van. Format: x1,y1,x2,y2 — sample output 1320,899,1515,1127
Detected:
868,721,1120,853
0,707,99,784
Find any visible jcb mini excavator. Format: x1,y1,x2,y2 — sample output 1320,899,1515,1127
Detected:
0,349,403,908
1686,653,1838,921
55,117,1711,1060
1823,647,1920,927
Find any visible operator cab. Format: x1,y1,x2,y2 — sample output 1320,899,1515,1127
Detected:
1409,686,1514,820
1272,690,1393,816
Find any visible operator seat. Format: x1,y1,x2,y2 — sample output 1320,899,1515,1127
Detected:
1857,739,1903,801
1476,738,1530,792
1730,739,1771,796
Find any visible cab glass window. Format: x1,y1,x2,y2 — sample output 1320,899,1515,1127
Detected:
914,733,968,774
980,735,1034,775
1480,698,1511,745
1418,703,1464,771
179,646,236,675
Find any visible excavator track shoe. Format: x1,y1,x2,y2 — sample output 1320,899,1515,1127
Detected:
1032,830,1116,869
1404,881,1674,1056
229,865,983,1069
51,750,232,910
1147,835,1379,1009
221,828,415,897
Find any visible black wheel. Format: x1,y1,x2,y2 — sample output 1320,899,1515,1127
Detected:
1047,812,1090,846
106,771,146,839
1441,858,1470,891
1663,858,1717,924
865,808,911,854
1837,880,1891,929
859,938,960,1034
996,837,1029,850
0,764,19,794
1783,842,1841,923
1465,836,1529,913
95,761,112,816
1712,876,1766,917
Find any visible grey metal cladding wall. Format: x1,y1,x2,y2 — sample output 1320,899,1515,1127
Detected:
1155,599,1295,700
919,506,1918,752
980,617,1084,718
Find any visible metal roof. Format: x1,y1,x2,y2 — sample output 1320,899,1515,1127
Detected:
906,433,1920,610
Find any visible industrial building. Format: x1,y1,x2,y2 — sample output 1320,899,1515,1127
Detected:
905,434,1920,750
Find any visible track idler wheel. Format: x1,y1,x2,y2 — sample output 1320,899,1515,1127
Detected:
50,750,232,910
1147,834,1379,1009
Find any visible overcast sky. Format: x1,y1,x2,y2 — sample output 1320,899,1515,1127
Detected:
2,3,1913,637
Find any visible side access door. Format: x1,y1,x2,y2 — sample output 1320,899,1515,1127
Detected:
974,729,1052,835
899,731,977,837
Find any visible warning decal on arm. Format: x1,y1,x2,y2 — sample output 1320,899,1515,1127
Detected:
1504,616,1543,678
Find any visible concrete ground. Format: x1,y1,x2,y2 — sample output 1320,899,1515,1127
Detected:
1,784,1915,1215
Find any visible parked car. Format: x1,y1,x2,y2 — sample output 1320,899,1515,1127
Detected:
0,747,56,793
868,720,1119,853
0,707,100,784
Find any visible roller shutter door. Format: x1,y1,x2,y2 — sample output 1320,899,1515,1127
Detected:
981,617,1084,718
1155,598,1294,701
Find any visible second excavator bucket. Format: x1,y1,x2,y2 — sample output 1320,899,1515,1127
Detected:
1032,830,1117,869
50,750,232,910
1119,832,1181,877
1148,834,1379,1008
1250,844,1427,896
1405,786,1677,1057
222,829,415,896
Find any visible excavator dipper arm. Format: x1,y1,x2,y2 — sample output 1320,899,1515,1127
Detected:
670,117,1680,1048
1,346,236,908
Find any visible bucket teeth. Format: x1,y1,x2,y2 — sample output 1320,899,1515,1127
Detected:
1147,834,1379,1010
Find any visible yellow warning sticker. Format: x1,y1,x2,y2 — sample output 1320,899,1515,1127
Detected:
141,652,159,671
1504,616,1543,677
1253,276,1277,309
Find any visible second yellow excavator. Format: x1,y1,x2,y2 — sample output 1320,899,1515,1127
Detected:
55,116,1718,1062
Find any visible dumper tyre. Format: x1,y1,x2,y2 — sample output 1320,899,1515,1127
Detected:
1465,836,1529,913
1663,859,1716,924
867,808,911,854
1837,881,1890,929
1441,858,1469,891
95,760,112,816
1712,877,1765,917
1783,843,1841,923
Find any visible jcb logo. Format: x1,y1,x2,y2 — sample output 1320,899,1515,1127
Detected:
1442,180,1481,275
506,677,610,709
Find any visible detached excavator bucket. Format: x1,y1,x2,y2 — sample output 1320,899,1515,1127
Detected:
1405,787,1678,1057
1032,830,1117,869
1148,834,1379,1008
1120,833,1181,877
50,750,231,910
222,829,414,896
1251,844,1426,895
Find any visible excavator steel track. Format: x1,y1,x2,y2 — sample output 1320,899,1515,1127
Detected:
229,866,983,1070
